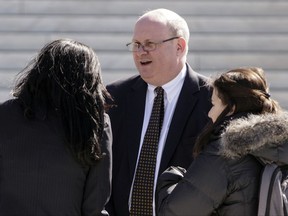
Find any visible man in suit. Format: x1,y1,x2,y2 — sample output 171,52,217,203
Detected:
106,8,211,216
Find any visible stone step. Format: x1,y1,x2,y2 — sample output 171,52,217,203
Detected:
1,51,287,71
1,1,288,16
0,15,288,34
1,33,288,52
1,68,287,90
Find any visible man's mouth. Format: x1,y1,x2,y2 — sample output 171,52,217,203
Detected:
140,60,152,65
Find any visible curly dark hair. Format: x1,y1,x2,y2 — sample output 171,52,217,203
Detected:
13,38,111,166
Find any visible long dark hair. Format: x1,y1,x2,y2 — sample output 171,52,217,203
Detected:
193,67,281,157
13,38,111,166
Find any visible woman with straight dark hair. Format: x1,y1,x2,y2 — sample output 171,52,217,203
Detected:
0,39,112,216
157,67,288,215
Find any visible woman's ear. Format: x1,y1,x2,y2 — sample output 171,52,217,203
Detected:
227,105,236,116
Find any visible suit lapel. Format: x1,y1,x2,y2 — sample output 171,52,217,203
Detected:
125,79,147,179
159,65,200,174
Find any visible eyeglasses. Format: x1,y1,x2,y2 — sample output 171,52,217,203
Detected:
126,36,180,52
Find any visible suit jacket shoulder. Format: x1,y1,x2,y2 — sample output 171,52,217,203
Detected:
106,75,146,102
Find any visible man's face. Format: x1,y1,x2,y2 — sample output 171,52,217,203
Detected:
131,17,182,86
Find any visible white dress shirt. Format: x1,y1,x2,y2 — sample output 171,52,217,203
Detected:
129,65,186,216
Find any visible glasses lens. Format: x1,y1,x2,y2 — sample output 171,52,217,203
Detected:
126,42,140,52
126,41,157,52
144,42,156,51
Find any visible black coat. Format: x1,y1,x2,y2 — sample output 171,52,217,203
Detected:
0,99,112,216
157,112,288,215
106,64,212,215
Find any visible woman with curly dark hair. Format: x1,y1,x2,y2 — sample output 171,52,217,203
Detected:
0,39,112,216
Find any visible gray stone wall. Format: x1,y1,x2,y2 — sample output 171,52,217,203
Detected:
1,0,287,108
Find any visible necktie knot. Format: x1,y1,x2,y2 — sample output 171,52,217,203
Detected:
155,86,164,96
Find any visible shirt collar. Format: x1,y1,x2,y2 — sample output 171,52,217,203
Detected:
147,65,186,103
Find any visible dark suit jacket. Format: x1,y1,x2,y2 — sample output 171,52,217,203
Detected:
106,64,211,215
0,99,112,216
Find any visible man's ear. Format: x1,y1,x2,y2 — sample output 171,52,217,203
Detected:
177,37,186,53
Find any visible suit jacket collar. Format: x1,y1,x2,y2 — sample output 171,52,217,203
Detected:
159,63,202,174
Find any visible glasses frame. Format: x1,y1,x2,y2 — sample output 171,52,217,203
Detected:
126,36,180,52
